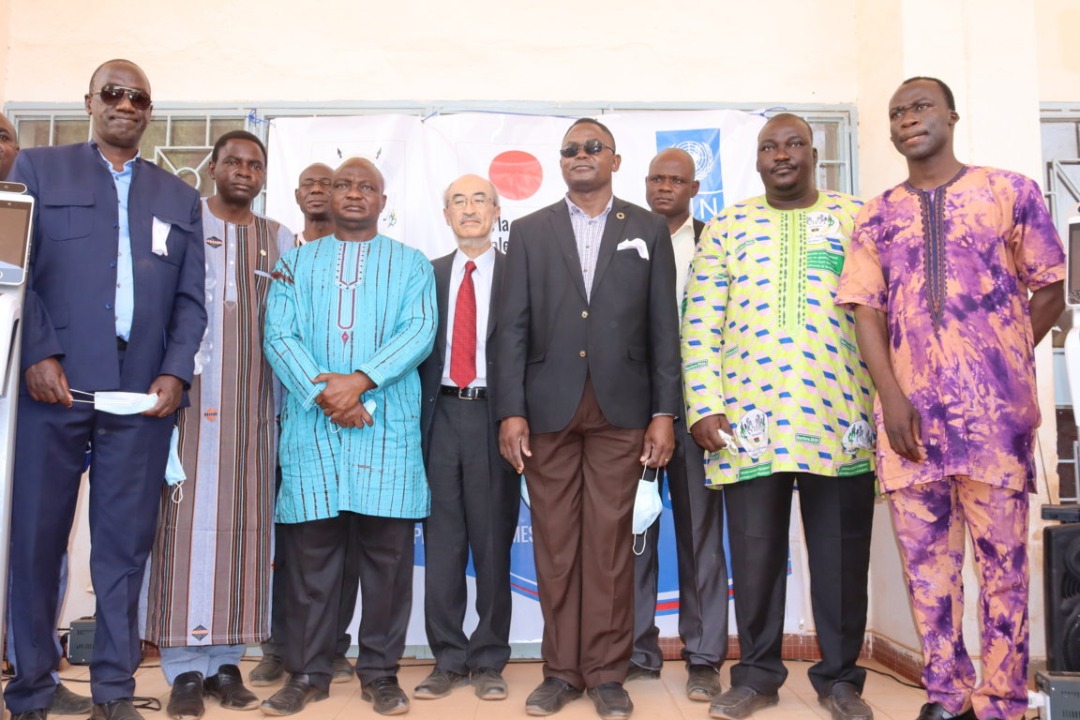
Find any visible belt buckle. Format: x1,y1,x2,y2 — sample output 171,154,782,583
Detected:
458,386,474,400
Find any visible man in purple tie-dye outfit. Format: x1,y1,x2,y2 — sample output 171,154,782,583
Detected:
836,77,1065,720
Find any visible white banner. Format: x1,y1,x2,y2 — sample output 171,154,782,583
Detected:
265,110,812,652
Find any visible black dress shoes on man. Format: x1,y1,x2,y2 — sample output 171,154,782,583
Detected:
50,683,94,715
204,664,260,710
91,699,145,720
248,656,285,687
525,677,583,716
915,702,975,720
167,672,206,720
818,682,873,720
686,665,722,702
259,674,328,716
587,682,634,720
360,676,409,716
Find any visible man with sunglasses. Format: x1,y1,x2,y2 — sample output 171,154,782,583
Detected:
6,59,206,720
496,119,681,720
414,174,518,703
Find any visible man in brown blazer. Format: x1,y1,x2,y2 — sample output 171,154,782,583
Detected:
496,118,681,720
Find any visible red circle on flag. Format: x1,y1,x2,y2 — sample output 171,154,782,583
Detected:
489,150,543,201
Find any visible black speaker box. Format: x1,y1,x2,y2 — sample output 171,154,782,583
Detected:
1046,523,1080,672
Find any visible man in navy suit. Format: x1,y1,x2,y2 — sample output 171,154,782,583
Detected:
415,174,518,703
6,59,206,720
496,118,681,720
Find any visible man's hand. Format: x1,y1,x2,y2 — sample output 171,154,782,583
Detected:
24,357,72,406
313,371,374,416
330,401,374,430
689,414,734,453
499,416,532,473
879,389,924,463
640,415,675,467
144,375,184,417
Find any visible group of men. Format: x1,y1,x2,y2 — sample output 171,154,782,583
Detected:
0,57,1064,720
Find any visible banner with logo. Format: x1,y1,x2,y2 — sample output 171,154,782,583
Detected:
265,110,810,652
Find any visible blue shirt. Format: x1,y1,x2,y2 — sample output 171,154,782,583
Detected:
97,147,136,340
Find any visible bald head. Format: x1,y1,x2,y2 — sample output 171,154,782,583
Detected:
89,59,150,95
645,147,699,225
330,157,386,239
295,163,335,223
0,112,18,181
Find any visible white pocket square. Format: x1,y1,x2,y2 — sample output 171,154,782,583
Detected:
152,216,171,257
617,237,649,260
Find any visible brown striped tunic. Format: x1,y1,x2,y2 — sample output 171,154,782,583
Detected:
143,200,293,647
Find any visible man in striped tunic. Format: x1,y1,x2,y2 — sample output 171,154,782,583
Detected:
143,130,295,720
262,157,436,717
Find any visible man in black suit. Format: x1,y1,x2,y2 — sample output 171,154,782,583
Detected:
628,148,727,702
496,118,681,720
416,174,518,703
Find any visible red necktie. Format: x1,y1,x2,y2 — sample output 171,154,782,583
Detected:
450,260,477,388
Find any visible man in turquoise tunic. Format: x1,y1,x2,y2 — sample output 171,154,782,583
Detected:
262,157,436,717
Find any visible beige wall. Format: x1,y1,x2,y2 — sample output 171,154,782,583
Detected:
3,0,1074,661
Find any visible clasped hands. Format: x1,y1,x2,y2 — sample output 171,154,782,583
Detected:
313,371,375,430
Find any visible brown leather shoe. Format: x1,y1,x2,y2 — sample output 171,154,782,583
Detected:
259,674,328,716
205,665,259,711
167,672,206,720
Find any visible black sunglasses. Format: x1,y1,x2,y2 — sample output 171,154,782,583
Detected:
91,84,152,111
559,139,616,158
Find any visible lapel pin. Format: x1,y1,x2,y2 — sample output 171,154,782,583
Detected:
616,212,626,220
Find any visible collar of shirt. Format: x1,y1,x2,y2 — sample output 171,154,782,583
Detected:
564,194,614,221
91,141,139,176
451,242,495,277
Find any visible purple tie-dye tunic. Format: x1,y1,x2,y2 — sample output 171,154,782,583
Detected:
836,166,1064,493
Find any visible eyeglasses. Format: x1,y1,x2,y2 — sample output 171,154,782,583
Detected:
448,194,494,209
646,175,692,186
91,84,152,111
559,139,616,158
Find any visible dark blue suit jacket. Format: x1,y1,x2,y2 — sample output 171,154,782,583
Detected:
12,142,206,393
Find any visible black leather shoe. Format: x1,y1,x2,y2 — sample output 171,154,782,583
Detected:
259,674,328,716
413,668,469,699
819,682,873,720
625,663,660,682
50,683,94,715
360,676,409,716
526,677,583,716
686,665,722,702
167,672,206,720
915,702,975,720
249,656,285,687
11,709,48,720
472,667,508,701
91,699,145,720
331,655,354,683
205,664,260,711
708,685,780,719
587,682,633,720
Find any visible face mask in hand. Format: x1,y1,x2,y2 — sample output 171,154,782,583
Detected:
632,465,663,555
71,390,159,415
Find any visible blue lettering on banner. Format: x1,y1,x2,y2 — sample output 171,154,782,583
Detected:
656,128,725,223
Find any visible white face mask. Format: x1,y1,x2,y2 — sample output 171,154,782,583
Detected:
71,390,159,415
632,465,663,550
165,426,187,503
